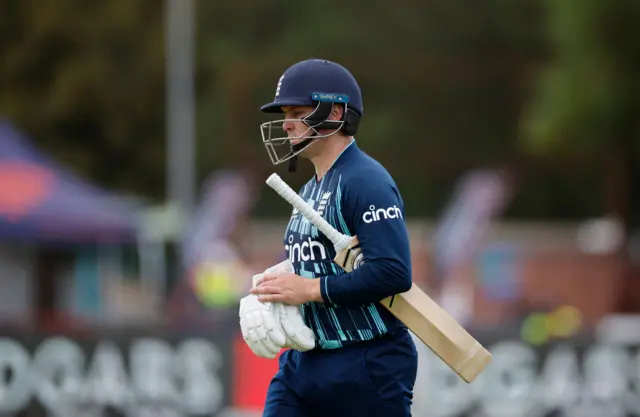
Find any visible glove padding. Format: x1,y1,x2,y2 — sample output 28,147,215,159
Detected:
275,303,315,351
261,260,315,352
239,260,315,359
239,291,286,359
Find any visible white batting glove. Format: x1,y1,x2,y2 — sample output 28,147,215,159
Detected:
262,261,316,352
262,259,295,276
239,280,286,359
275,303,315,351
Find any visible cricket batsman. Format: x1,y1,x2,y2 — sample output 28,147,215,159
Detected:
239,58,418,417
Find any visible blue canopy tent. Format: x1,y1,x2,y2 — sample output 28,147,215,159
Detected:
0,119,146,324
0,120,140,244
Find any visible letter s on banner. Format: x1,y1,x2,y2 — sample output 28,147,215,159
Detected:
130,339,180,404
176,338,224,415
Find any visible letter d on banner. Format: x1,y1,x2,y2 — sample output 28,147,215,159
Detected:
0,339,32,413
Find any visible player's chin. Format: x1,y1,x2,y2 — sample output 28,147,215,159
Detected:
289,136,306,146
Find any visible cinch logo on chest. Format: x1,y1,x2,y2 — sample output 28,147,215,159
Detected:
285,234,329,263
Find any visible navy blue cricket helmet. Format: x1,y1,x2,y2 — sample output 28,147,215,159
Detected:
259,59,363,168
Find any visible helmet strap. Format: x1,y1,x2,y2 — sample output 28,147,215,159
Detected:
282,100,355,173
287,136,316,172
288,156,298,172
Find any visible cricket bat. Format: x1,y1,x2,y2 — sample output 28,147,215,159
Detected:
265,173,492,383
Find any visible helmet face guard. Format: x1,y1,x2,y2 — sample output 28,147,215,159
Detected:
260,97,346,166
259,59,364,168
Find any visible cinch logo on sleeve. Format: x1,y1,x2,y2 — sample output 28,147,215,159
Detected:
285,235,329,263
362,205,403,224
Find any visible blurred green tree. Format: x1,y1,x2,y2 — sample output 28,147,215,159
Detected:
520,0,640,312
197,0,546,217
520,0,640,230
0,1,166,199
4,0,605,222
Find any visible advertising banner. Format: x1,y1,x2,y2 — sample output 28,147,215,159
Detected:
1,318,638,417
411,328,640,417
0,328,234,417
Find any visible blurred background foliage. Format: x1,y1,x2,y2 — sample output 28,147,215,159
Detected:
521,0,640,232
0,0,637,223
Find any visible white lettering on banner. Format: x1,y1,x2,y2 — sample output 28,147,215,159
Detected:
84,340,130,408
362,205,403,224
0,338,31,414
0,337,225,417
130,339,180,404
175,339,224,415
410,333,640,417
285,235,328,263
31,337,88,415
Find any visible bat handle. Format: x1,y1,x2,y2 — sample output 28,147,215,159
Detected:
266,173,347,247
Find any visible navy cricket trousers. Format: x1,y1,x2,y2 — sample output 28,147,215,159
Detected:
262,328,418,417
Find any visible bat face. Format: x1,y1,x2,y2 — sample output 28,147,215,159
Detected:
333,236,363,272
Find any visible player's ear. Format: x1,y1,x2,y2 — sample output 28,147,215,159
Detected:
329,104,344,121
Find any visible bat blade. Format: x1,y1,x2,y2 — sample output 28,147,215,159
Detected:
332,237,492,382
381,286,492,383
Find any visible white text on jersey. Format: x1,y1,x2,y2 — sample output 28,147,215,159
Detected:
285,235,329,263
362,205,403,223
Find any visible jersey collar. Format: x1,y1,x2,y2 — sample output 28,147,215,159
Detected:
315,138,357,182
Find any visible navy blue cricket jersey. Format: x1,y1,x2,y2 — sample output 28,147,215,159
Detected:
283,140,413,349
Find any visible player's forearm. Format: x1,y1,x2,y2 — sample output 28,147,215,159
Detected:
318,260,412,306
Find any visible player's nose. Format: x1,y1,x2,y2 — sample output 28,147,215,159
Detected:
282,120,295,134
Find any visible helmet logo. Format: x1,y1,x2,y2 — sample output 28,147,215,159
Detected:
275,74,285,99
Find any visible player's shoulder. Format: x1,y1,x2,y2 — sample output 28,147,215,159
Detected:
337,144,398,189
